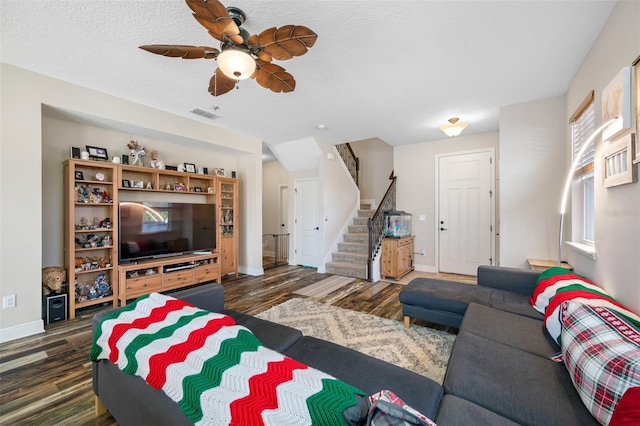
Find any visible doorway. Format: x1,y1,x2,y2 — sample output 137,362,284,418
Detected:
294,178,321,267
437,149,495,275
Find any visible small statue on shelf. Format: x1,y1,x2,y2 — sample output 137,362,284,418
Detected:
148,150,159,168
127,140,146,166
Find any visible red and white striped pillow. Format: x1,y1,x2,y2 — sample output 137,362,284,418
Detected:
530,267,640,344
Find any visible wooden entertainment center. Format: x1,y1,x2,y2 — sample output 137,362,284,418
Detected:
63,159,237,318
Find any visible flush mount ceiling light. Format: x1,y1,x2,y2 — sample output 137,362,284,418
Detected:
440,117,468,138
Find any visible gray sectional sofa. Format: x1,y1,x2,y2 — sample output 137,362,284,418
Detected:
92,265,599,425
401,265,599,425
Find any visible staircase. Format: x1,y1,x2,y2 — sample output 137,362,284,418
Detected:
325,204,373,279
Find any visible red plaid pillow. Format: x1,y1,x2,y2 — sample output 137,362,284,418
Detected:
561,302,640,425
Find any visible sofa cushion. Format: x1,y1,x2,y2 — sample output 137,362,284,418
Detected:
610,387,640,426
443,331,598,425
561,302,640,426
530,267,640,344
460,303,558,357
283,336,444,420
435,395,520,426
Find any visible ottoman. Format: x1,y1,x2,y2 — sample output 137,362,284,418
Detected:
399,277,541,329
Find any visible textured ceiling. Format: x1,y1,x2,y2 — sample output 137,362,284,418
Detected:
0,1,616,149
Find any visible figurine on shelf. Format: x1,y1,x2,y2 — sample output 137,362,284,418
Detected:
148,150,159,168
101,235,111,247
146,181,153,189
127,140,146,166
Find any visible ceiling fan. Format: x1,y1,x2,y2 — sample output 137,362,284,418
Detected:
139,0,318,96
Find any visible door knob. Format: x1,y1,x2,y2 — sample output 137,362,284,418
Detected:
314,227,319,230
440,227,447,231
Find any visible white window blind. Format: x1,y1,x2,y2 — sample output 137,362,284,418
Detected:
571,100,595,177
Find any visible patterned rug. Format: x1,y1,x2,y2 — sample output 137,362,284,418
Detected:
256,298,456,383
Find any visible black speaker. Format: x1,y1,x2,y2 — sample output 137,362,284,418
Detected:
45,294,67,324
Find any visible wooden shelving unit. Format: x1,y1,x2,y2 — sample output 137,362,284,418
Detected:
217,177,238,277
63,159,119,318
63,160,239,318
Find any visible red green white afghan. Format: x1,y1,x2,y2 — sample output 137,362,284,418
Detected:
91,293,364,425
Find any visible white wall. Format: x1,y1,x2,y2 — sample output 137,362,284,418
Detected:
350,137,394,203
499,96,566,269
395,132,499,271
0,64,263,342
565,0,640,313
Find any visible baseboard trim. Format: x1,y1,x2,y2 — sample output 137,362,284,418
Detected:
414,264,437,273
0,319,44,343
238,266,264,276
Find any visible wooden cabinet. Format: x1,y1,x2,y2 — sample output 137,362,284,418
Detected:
217,177,238,276
64,159,119,318
63,160,238,316
381,236,415,280
118,253,220,304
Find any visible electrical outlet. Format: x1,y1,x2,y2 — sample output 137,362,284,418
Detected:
3,294,16,309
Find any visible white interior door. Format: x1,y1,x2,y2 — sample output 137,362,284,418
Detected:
438,151,493,275
294,178,320,267
279,185,289,235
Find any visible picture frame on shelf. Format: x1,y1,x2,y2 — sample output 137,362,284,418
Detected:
165,165,178,171
207,187,214,193
215,167,226,177
86,145,109,161
185,163,196,173
70,147,81,159
74,171,84,180
203,167,208,175
121,154,129,165
603,133,637,188
131,180,144,188
122,179,131,188
194,187,202,192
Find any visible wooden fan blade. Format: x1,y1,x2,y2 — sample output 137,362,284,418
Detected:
257,25,318,61
253,62,296,93
209,69,236,96
185,0,243,44
139,45,219,59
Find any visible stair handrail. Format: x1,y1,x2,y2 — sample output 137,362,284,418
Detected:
367,172,396,281
335,143,359,187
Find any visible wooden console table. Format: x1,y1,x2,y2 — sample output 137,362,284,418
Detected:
118,252,220,305
527,258,573,271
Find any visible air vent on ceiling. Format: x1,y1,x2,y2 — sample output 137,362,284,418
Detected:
188,108,221,121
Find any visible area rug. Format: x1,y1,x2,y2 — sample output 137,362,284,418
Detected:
293,276,356,298
256,298,456,383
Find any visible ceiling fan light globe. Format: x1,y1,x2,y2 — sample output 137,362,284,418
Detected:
217,49,256,80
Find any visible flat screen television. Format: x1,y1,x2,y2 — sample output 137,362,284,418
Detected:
118,201,216,264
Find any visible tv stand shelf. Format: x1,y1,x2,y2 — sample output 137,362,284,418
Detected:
118,252,220,305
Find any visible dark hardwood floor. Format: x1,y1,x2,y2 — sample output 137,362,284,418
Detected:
0,266,463,425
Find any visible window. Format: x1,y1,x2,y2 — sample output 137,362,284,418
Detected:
570,91,595,244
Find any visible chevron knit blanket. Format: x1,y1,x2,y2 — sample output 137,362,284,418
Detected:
90,293,365,425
